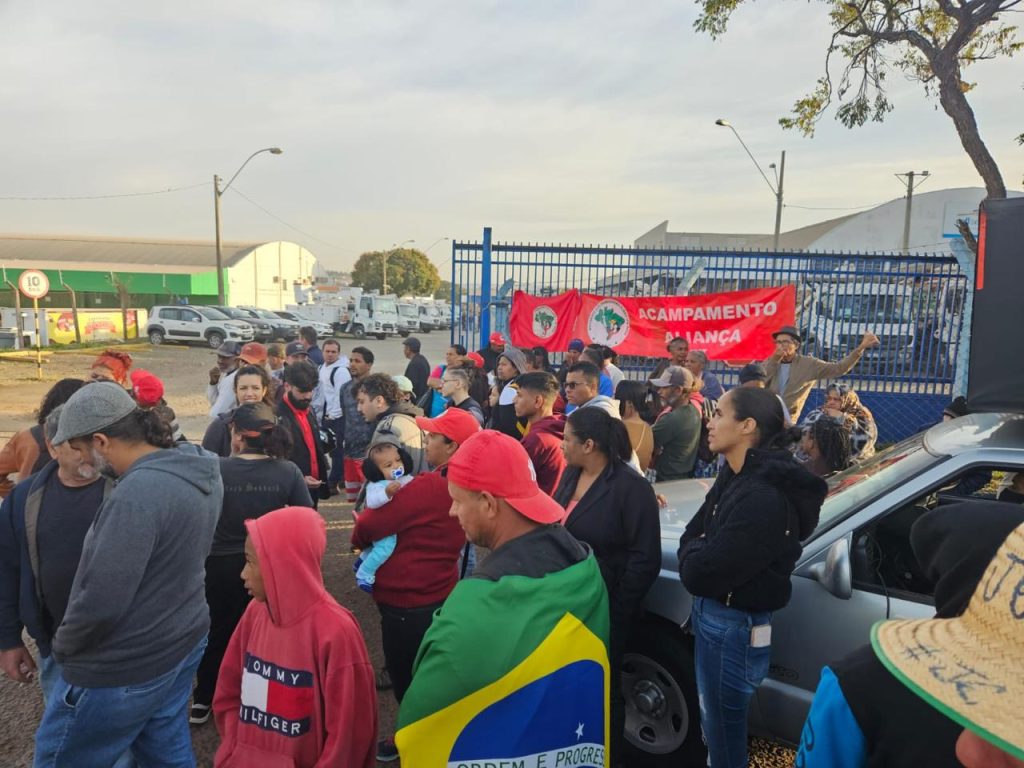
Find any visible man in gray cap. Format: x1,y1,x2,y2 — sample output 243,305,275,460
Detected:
207,340,242,419
763,325,879,421
650,365,702,481
0,405,111,702
33,383,222,766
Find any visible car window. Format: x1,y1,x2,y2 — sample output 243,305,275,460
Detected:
180,309,201,323
851,466,1023,603
158,308,178,321
197,307,228,321
814,434,944,535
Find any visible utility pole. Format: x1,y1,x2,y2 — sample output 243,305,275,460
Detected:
213,175,224,304
896,170,931,252
772,151,785,251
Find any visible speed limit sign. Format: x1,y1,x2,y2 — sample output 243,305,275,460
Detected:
18,270,49,300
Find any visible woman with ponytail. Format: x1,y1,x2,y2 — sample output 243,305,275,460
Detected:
553,406,661,763
678,387,827,768
191,402,312,724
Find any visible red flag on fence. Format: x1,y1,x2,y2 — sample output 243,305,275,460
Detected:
508,290,582,350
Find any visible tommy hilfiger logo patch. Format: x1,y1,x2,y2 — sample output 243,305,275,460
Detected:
239,653,314,737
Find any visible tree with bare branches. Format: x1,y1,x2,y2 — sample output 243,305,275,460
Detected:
695,0,1022,199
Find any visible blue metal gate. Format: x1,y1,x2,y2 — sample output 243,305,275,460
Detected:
449,228,968,443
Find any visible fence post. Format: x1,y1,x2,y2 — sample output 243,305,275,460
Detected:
951,239,973,395
479,227,492,351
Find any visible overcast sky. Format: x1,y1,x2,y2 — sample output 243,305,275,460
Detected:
1,1,1020,271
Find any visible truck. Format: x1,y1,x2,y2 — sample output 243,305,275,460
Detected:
288,287,401,340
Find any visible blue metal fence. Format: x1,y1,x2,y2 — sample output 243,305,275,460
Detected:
450,229,968,443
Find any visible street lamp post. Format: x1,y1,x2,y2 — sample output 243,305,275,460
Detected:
213,147,283,304
383,239,415,294
715,119,785,251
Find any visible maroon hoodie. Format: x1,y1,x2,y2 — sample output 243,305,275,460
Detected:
521,414,566,495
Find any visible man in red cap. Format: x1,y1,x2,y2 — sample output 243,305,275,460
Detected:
350,408,475,762
474,331,506,375
396,430,611,765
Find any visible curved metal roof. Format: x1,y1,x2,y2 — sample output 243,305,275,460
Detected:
925,412,1024,455
0,234,268,273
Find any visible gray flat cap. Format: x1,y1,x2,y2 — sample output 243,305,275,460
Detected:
52,382,138,445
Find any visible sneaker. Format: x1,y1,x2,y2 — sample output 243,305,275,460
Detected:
189,702,211,725
377,737,399,762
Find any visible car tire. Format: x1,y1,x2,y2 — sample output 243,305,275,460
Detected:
621,622,706,767
352,325,366,340
399,331,410,338
375,333,386,340
148,329,165,345
207,331,225,349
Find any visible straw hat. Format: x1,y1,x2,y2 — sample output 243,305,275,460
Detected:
872,522,1024,761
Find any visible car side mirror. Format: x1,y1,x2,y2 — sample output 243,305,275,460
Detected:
808,535,853,600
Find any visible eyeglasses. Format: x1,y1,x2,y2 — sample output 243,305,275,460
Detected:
564,381,585,389
774,339,797,346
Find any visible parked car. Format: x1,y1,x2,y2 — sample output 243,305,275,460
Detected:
209,305,274,342
145,305,254,348
273,310,333,338
237,306,302,341
626,412,1024,765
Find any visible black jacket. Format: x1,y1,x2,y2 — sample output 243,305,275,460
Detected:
201,411,233,458
404,354,431,402
276,400,330,500
678,448,827,612
554,461,661,628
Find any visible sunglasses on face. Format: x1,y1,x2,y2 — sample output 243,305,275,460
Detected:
564,381,586,390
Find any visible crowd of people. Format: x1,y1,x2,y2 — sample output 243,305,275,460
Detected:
1,321,1020,768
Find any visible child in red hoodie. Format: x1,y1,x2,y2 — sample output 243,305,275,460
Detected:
214,506,377,767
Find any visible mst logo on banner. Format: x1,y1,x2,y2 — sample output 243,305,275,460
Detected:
509,285,795,360
508,290,582,350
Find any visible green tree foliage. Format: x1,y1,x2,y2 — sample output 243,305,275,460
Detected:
351,248,441,296
435,280,463,302
695,0,1022,198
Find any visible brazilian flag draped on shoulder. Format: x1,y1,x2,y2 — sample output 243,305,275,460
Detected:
396,551,610,768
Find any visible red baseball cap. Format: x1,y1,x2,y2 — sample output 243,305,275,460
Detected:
415,408,481,446
239,342,268,365
130,369,164,408
446,430,563,524
465,351,485,369
489,331,507,345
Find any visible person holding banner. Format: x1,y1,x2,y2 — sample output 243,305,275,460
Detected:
764,325,879,421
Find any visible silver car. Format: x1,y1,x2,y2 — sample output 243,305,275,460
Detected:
625,412,1024,765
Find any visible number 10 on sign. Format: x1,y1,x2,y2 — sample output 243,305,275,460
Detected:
17,270,49,380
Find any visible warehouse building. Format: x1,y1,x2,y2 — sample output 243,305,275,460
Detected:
0,234,324,344
0,234,322,310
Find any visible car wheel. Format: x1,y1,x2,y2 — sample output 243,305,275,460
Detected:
621,623,706,766
207,331,225,349
148,329,165,345
375,333,387,340
352,325,366,339
399,331,410,338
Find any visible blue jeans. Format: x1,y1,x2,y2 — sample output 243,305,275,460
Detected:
691,597,772,768
325,416,345,487
34,636,207,768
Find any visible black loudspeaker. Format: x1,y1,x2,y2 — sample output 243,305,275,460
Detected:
967,197,1024,412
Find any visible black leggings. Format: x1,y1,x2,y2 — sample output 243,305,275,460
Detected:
194,553,250,706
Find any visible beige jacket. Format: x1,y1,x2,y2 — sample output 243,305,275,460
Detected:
763,349,863,420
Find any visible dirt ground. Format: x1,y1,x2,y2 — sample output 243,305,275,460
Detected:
0,335,794,767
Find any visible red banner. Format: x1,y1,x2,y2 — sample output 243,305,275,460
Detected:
509,285,795,360
507,290,582,350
